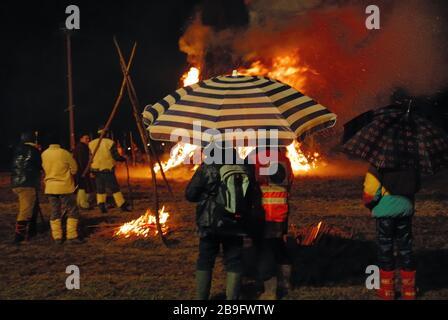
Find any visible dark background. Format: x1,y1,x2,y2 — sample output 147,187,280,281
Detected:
0,0,202,169
0,0,447,171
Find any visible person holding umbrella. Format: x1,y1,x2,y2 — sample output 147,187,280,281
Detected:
246,147,294,300
363,166,419,300
186,144,254,300
343,95,448,300
144,72,337,298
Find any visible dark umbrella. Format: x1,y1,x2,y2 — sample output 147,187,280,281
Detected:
342,102,448,174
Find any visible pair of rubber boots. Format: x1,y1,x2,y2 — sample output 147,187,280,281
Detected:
196,270,241,300
378,269,416,300
97,192,131,213
258,265,292,300
50,218,84,244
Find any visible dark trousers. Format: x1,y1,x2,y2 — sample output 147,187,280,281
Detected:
255,238,291,281
197,234,243,273
376,216,414,271
94,171,120,194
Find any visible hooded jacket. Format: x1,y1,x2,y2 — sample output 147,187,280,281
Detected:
363,166,419,218
42,144,78,194
11,142,42,189
247,148,293,238
185,148,256,237
88,138,125,172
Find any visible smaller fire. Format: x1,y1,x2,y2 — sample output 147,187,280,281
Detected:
293,221,353,246
286,140,320,173
114,206,170,238
182,67,200,87
154,142,199,174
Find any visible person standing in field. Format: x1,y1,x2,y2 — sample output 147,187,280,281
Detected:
88,127,131,213
73,133,94,210
11,132,42,243
186,145,255,300
247,147,294,300
41,135,82,244
363,165,419,300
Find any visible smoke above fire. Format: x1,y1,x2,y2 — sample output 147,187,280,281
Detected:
179,0,448,123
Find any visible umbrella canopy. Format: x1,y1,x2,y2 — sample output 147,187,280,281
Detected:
143,75,336,146
342,104,448,174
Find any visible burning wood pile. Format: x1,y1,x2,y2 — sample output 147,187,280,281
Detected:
112,206,170,239
291,221,353,246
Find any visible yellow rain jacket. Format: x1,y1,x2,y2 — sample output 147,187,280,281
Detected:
42,144,77,194
89,138,123,171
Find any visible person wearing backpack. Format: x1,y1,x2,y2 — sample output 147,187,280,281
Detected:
247,147,294,300
363,165,419,300
185,144,254,300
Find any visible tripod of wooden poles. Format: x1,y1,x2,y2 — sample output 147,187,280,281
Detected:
82,38,173,246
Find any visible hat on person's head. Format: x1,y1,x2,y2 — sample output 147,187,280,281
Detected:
97,125,108,136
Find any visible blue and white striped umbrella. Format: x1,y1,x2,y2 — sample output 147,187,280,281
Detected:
143,75,337,146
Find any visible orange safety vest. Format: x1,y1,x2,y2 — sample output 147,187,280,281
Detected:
248,148,293,223
260,184,289,222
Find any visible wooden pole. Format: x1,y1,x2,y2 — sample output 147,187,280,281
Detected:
82,42,137,178
130,131,136,166
113,38,173,196
66,32,76,151
114,38,171,245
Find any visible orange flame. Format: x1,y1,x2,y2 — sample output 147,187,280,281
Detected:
238,53,315,91
286,140,320,173
114,206,170,238
154,142,199,174
182,67,200,87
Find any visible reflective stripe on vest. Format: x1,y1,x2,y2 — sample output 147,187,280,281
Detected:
260,185,288,223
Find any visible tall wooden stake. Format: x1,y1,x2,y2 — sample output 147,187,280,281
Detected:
82,42,137,178
114,38,173,245
66,32,75,151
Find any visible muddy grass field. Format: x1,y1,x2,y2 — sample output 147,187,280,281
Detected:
1,160,448,300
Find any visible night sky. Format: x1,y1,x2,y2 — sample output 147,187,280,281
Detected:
0,0,201,167
1,0,447,170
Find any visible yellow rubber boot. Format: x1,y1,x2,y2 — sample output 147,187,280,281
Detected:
77,189,90,209
112,192,125,208
66,218,84,244
66,218,78,240
50,219,63,243
96,193,107,205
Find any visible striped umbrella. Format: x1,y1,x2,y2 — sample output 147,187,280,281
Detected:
143,75,336,146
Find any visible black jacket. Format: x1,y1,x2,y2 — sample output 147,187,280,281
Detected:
185,163,221,235
11,143,42,188
185,162,261,237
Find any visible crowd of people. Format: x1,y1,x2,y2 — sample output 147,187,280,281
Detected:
11,128,131,244
185,143,418,301
10,132,418,301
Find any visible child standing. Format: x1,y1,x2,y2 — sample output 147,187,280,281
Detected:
363,165,419,300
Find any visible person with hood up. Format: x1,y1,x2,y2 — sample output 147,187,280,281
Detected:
41,134,82,244
11,132,42,243
363,165,420,300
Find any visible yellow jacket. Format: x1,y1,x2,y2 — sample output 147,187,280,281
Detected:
42,144,77,194
89,138,123,171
